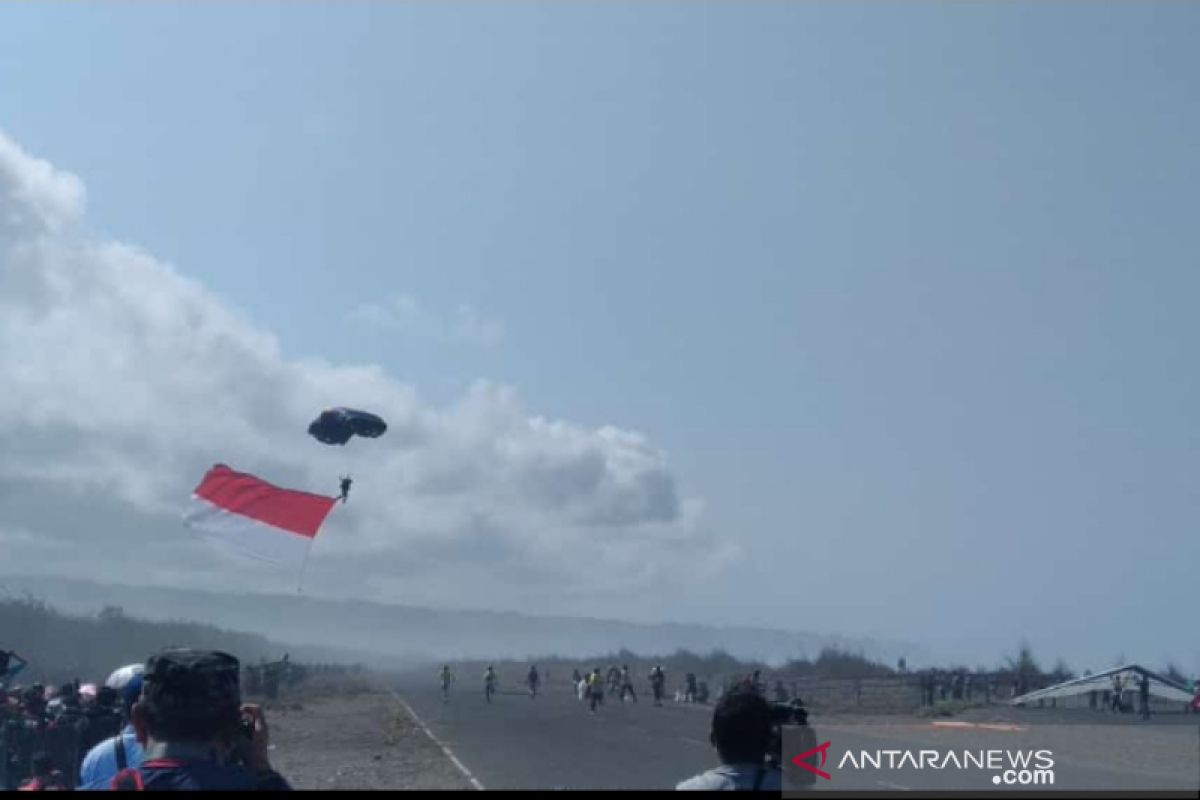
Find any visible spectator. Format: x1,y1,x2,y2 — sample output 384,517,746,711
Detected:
4,687,46,790
44,684,85,789
79,686,121,753
18,752,67,792
78,669,144,790
111,649,289,790
676,687,782,791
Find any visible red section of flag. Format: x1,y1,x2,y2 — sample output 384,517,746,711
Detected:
191,464,336,539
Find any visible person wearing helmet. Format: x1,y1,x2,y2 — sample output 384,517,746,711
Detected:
78,665,145,790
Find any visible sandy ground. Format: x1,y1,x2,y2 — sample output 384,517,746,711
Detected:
264,690,474,791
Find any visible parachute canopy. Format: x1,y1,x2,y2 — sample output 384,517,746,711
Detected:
307,407,387,446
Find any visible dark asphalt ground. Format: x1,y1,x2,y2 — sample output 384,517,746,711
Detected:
395,682,717,790
394,681,1200,793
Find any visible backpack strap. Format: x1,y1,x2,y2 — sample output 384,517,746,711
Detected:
110,767,144,791
115,734,127,771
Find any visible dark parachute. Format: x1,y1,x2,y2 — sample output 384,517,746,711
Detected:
308,407,388,446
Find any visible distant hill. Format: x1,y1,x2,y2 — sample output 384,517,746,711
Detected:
0,594,390,686
0,574,928,668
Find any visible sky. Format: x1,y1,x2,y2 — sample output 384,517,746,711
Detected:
1,3,1197,672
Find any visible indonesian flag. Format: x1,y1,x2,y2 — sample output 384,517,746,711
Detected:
184,464,337,570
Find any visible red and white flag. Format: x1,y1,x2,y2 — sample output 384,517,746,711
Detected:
184,464,337,570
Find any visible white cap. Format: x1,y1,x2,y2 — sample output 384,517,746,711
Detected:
105,663,144,690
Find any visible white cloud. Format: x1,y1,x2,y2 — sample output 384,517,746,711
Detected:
349,294,506,347
0,131,734,611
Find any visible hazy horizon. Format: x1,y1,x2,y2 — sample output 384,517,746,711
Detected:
1,4,1197,675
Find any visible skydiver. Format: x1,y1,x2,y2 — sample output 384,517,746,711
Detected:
339,475,352,503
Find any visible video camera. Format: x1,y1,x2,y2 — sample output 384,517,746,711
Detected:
769,698,809,727
766,698,809,769
226,711,257,768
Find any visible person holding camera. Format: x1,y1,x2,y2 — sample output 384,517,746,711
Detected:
110,648,290,790
675,686,783,791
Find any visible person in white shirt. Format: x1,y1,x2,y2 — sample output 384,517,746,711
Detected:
676,686,782,791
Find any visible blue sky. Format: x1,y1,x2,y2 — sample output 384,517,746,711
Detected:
1,3,1197,670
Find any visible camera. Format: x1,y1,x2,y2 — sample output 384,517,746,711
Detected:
240,716,255,742
227,714,255,767
766,699,809,769
769,698,809,728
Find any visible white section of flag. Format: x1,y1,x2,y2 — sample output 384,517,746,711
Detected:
184,495,312,571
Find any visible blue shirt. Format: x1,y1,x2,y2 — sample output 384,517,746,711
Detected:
78,725,143,790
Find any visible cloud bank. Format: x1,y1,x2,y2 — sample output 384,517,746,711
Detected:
0,131,735,612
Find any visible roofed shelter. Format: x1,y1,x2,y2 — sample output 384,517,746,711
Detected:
1011,664,1197,713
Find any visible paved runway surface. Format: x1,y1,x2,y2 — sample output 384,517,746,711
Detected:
395,682,1200,792
396,683,718,790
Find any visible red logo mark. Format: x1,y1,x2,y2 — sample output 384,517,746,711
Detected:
792,741,833,780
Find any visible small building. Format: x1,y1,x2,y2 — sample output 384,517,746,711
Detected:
1010,665,1195,713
